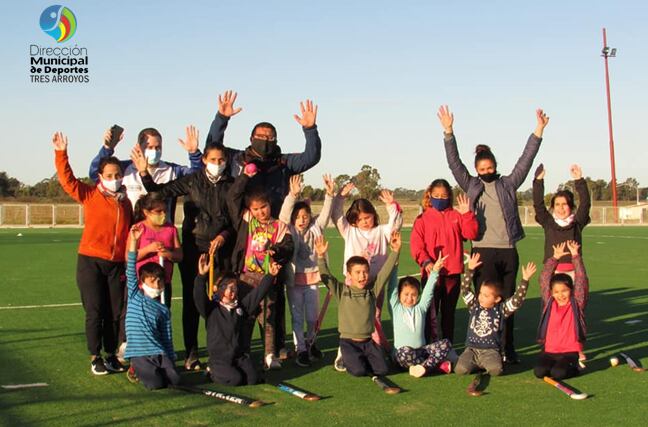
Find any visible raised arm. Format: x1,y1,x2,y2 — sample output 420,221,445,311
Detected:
374,232,401,297
461,253,482,309
315,236,342,296
571,165,591,227
88,128,129,182
503,262,536,317
456,193,478,240
279,175,301,224
172,125,204,177
438,106,472,192
193,253,215,318
54,132,94,203
568,241,589,309
379,190,403,235
126,225,143,296
533,164,551,226
206,90,242,146
504,110,548,189
331,182,354,236
227,172,251,230
285,100,321,173
314,174,335,230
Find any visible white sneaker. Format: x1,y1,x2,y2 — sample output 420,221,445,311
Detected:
334,347,346,372
409,364,427,378
264,354,282,370
116,342,127,364
278,348,294,360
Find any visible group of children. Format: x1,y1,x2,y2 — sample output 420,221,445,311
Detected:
55,99,592,395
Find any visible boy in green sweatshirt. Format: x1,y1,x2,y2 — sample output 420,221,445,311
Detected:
315,232,400,376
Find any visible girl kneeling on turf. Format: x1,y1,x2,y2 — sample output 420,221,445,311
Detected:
389,254,455,377
534,241,589,380
194,251,282,386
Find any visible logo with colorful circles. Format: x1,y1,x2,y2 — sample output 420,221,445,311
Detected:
39,5,77,43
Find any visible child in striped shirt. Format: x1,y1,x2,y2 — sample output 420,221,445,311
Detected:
124,224,179,389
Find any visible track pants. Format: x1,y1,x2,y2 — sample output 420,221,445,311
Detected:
209,354,259,386
534,352,579,380
131,355,180,389
340,338,389,377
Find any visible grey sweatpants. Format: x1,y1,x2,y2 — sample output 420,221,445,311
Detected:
455,347,503,376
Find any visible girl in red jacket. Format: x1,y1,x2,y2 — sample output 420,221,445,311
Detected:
410,179,478,343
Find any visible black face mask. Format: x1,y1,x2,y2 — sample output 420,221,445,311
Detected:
479,172,500,183
251,138,277,158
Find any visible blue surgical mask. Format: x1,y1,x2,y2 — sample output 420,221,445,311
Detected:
145,148,162,165
430,198,451,211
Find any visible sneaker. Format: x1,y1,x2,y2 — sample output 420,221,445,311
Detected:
116,342,127,364
126,366,139,384
296,351,311,367
334,347,346,372
278,348,294,360
309,343,323,360
409,364,427,378
105,355,127,373
264,354,282,370
437,360,452,374
184,355,202,371
91,357,109,376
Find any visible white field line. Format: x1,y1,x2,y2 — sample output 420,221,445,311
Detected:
0,273,422,311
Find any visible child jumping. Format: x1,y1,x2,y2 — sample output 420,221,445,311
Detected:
455,253,536,377
279,174,335,367
315,232,400,378
228,168,294,370
534,241,589,380
389,253,455,378
331,182,403,369
124,225,179,389
194,251,283,386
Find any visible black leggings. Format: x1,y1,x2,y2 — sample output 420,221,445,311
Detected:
534,352,579,380
76,254,125,356
471,247,519,355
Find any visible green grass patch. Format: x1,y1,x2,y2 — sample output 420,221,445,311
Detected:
1,227,647,426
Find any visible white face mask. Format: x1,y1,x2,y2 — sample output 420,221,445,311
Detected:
142,283,162,299
206,162,226,176
101,178,122,192
145,148,162,165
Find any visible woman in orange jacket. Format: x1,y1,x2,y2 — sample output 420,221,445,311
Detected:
53,132,132,375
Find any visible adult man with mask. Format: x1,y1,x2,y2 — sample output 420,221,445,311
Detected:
206,90,322,368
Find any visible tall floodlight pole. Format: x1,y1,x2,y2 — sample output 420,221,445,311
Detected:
601,28,618,222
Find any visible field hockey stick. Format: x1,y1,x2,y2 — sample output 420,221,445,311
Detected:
543,377,588,400
159,255,166,305
619,352,645,372
171,385,264,408
208,253,214,300
276,382,321,401
310,290,332,348
371,376,401,394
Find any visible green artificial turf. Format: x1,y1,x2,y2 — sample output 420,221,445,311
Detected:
1,227,647,426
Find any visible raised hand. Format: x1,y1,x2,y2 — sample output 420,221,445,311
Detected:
432,251,448,272
534,109,550,138
289,175,302,197
552,242,569,260
218,90,242,118
379,189,394,205
339,182,355,197
521,262,537,281
268,261,282,277
293,99,318,128
534,163,545,180
198,253,210,276
456,193,470,214
468,252,482,271
570,164,582,180
314,235,329,258
52,132,68,151
390,231,402,252
323,173,336,197
437,105,454,134
129,224,144,242
178,125,199,154
130,144,148,173
566,240,580,256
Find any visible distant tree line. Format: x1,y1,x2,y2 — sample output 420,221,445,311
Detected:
1,169,645,204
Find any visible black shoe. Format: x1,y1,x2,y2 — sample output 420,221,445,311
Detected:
503,351,520,365
296,351,311,367
91,357,109,376
105,355,127,373
309,343,323,360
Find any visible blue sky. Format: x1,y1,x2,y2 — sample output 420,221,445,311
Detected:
2,0,647,196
